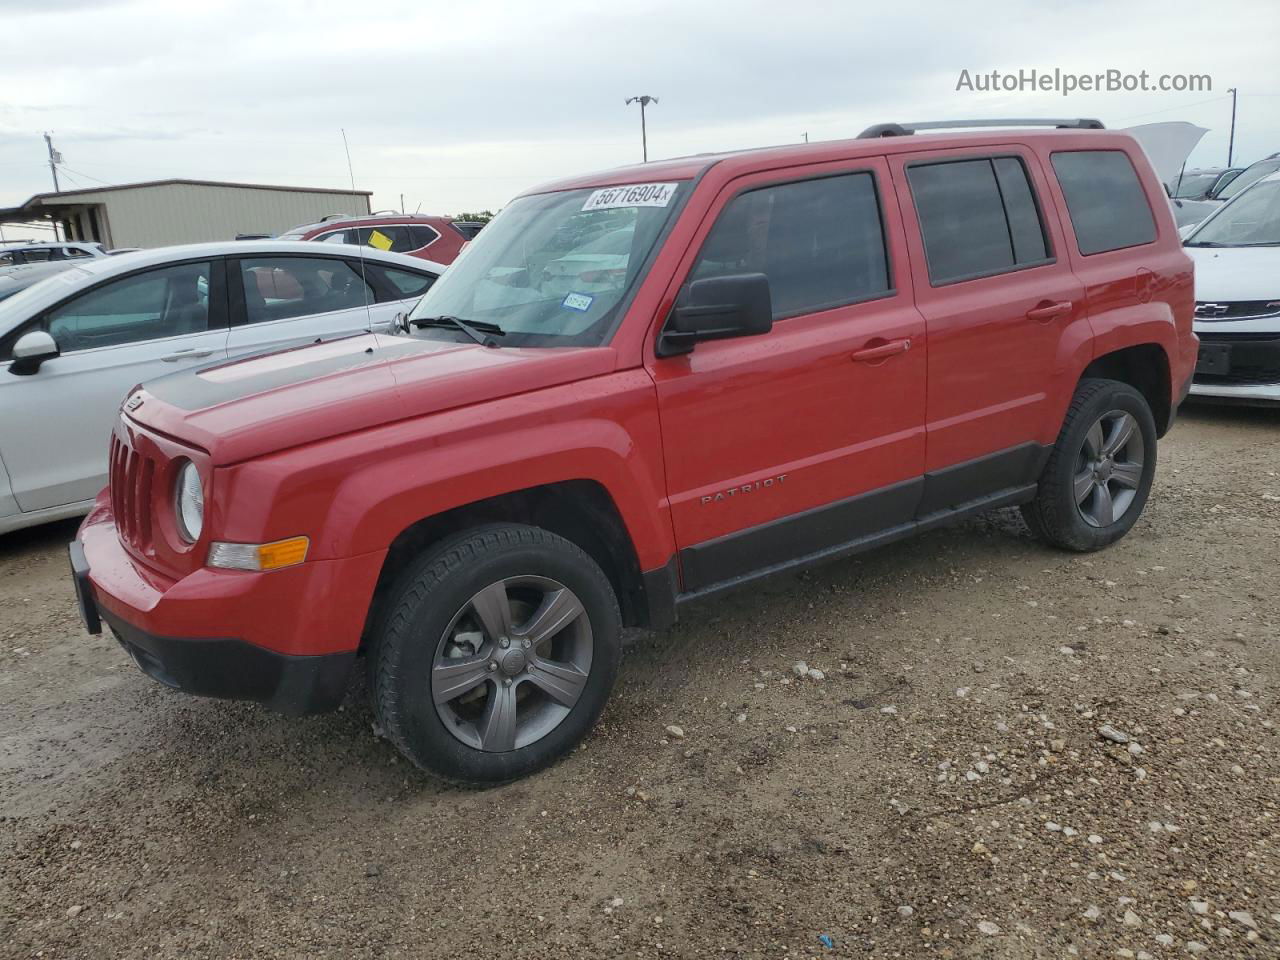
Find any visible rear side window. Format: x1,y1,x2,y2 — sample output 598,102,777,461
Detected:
351,225,421,253
373,265,437,298
908,157,1050,284
406,225,438,250
239,257,373,324
690,172,891,318
1051,150,1156,255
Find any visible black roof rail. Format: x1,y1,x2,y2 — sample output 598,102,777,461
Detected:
857,118,1105,138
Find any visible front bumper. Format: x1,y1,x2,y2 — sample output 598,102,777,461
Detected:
1190,332,1280,405
1189,380,1280,405
72,494,386,714
102,606,355,715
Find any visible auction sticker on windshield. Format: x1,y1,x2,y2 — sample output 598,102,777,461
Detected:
581,182,678,211
562,292,594,312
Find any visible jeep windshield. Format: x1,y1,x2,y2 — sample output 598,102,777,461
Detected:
406,182,684,348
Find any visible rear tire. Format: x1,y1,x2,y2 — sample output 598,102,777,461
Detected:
370,524,622,784
1022,378,1157,552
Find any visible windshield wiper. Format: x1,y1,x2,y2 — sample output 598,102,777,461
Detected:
410,315,505,348
1184,241,1228,247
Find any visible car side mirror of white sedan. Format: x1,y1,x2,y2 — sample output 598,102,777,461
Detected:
10,330,60,376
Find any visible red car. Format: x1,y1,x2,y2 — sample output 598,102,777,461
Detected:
278,213,474,264
72,119,1195,783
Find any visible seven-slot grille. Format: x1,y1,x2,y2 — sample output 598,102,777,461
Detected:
109,431,156,552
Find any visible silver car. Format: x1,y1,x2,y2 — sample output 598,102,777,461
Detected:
0,240,442,535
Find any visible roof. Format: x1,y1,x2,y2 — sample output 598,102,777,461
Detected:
283,212,457,235
521,126,1139,197
0,178,373,219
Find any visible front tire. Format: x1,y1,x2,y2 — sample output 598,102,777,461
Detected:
371,524,622,784
1022,378,1157,552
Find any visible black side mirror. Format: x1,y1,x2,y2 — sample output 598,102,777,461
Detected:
9,330,60,376
657,273,773,357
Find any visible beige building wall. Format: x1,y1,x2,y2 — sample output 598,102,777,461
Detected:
55,183,370,248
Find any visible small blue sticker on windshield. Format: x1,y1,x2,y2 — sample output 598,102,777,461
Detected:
562,292,594,312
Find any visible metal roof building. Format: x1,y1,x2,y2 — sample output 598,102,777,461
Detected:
0,179,372,249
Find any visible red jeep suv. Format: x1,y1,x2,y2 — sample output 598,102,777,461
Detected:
71,119,1196,783
278,213,473,264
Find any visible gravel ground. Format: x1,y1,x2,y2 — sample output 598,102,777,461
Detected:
2,405,1278,959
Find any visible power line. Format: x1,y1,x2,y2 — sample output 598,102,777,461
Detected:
1121,94,1228,122
57,165,114,186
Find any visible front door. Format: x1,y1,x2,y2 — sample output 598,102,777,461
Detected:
0,259,229,511
647,160,928,593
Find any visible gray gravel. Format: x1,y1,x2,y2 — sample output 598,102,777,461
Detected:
2,405,1279,958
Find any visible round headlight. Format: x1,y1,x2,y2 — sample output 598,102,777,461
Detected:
175,460,204,542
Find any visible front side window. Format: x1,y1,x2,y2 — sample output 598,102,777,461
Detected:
62,246,94,259
239,257,373,324
43,261,212,352
908,156,1050,284
1186,179,1280,247
407,182,684,347
1051,150,1157,255
689,172,891,317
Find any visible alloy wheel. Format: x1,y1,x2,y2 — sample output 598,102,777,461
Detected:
1074,410,1145,528
430,576,593,752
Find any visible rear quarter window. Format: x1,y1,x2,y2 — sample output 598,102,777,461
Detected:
1051,150,1157,255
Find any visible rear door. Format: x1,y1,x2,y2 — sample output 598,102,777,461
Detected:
648,158,927,592
0,259,229,511
889,146,1089,511
226,254,412,356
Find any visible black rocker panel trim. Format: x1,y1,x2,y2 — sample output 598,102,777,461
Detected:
674,443,1051,601
916,442,1050,518
680,477,924,593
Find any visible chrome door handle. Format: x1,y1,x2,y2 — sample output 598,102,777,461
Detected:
161,349,214,362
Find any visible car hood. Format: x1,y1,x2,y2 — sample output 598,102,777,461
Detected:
130,332,617,464
1186,246,1280,302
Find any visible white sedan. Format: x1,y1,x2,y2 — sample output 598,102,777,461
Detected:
1184,172,1280,406
0,240,442,535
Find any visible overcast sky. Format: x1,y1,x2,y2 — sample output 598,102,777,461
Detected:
2,0,1278,233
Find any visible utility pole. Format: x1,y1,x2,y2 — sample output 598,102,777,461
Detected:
400,193,405,214
1227,88,1238,167
803,132,809,143
625,95,658,162
43,132,62,192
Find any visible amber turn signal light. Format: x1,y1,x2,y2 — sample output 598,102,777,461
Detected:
208,536,309,572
